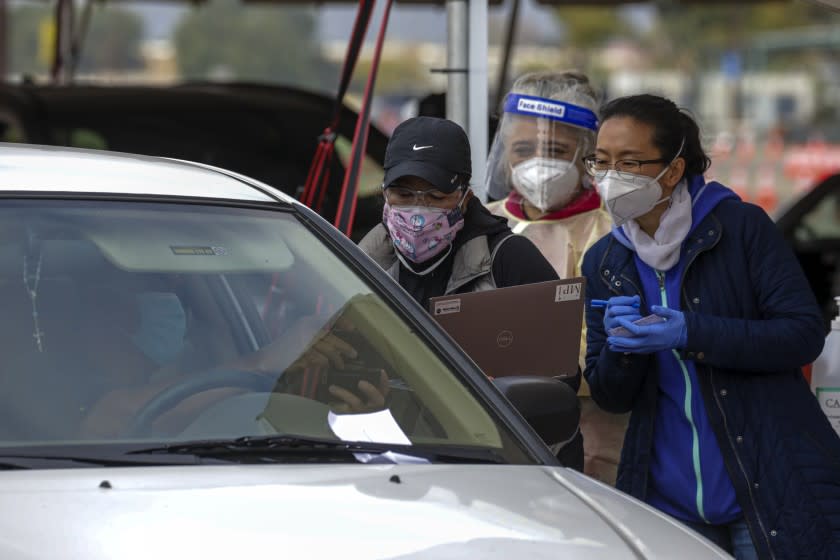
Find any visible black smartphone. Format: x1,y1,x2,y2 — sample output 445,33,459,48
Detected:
316,363,383,402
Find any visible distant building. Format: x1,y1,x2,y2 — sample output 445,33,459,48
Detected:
608,70,817,136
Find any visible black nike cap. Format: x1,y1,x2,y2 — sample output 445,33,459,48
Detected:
382,116,472,194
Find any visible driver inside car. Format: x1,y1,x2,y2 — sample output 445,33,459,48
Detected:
78,292,388,439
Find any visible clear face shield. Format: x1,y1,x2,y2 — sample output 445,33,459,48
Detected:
479,94,599,213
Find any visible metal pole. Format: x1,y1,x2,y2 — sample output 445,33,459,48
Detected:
445,0,468,130
468,0,488,192
0,0,7,81
494,0,520,112
51,0,75,84
68,0,95,81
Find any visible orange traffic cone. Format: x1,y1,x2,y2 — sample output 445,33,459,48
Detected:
755,182,778,214
729,169,750,202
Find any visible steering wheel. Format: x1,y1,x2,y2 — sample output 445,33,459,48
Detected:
122,369,277,438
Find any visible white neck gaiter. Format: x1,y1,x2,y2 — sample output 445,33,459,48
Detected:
622,179,692,272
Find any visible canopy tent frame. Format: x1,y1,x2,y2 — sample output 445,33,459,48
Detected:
48,0,95,84
18,0,801,234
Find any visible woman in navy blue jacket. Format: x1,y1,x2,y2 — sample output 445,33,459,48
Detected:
581,94,840,560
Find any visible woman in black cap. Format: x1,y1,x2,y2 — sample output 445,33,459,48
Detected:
359,117,584,469
359,116,560,311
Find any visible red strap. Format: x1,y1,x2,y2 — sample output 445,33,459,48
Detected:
300,0,375,208
334,0,394,236
301,130,334,208
315,166,332,212
331,0,375,127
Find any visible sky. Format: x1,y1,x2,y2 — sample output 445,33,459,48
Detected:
130,0,654,43
318,0,561,44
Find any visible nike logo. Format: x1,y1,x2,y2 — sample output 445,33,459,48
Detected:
412,144,433,151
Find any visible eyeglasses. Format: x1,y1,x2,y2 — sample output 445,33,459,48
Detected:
582,155,668,179
383,185,464,208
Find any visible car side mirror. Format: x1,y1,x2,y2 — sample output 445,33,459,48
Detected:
492,376,580,449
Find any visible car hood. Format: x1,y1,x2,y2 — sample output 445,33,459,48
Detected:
0,464,727,559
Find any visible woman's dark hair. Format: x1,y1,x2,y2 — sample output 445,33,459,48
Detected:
599,94,711,178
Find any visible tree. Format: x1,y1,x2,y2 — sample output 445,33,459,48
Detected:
174,0,329,90
9,4,50,75
351,55,429,95
9,4,144,76
551,6,639,73
79,8,144,72
648,1,840,71
554,7,635,50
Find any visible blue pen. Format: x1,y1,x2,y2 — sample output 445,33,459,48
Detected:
591,299,640,309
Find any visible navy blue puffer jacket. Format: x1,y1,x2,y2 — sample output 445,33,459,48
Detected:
582,188,840,560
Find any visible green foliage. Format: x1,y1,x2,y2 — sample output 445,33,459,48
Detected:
9,4,51,75
68,128,108,150
749,2,838,30
649,1,840,70
351,56,429,95
555,7,635,49
9,4,144,75
79,8,145,71
173,0,331,90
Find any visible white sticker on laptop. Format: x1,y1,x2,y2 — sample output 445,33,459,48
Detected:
555,282,583,302
433,298,461,316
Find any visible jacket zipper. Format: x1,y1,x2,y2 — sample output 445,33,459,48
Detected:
679,228,774,557
710,372,775,558
658,270,709,523
618,273,643,301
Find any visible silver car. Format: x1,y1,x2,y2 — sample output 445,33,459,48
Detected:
0,143,729,559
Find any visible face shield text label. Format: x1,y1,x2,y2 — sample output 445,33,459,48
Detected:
517,98,566,120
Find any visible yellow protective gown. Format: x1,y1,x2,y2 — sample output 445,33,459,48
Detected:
487,195,611,373
488,193,628,485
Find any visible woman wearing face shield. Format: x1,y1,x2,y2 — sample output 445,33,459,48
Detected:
483,71,611,270
481,71,624,485
582,94,840,560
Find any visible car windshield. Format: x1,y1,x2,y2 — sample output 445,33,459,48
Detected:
0,199,531,464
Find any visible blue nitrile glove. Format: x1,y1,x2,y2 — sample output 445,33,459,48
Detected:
603,295,642,334
608,306,687,354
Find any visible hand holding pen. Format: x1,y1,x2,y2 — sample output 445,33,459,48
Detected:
591,295,642,335
590,299,640,309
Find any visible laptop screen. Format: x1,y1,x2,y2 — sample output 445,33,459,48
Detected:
429,278,585,379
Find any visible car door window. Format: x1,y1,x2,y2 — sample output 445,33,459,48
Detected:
795,188,840,242
0,199,529,463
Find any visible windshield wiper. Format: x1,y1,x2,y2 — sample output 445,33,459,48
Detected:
0,453,206,469
0,459,34,470
128,435,507,465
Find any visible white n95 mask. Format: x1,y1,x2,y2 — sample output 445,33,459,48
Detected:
596,168,671,227
511,157,580,213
